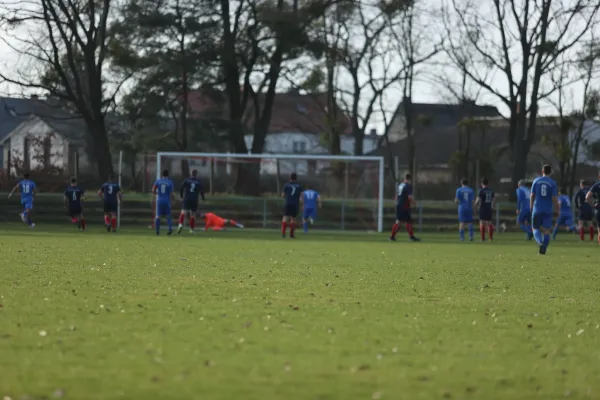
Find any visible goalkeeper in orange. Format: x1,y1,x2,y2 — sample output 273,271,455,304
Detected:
201,212,244,231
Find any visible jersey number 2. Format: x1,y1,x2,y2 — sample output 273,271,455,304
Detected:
190,183,196,193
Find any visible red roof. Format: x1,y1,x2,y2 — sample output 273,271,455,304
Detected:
186,89,351,135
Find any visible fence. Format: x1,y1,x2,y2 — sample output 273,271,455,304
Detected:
0,193,546,233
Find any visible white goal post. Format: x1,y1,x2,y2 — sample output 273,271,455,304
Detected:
155,152,386,232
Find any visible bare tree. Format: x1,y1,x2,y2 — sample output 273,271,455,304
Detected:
0,0,125,178
443,0,600,196
391,2,442,176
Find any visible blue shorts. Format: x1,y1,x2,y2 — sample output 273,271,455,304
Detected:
579,209,593,222
396,205,412,222
532,211,553,229
21,201,33,210
479,208,493,222
303,208,316,220
517,210,531,224
458,210,473,223
156,203,171,217
556,214,574,227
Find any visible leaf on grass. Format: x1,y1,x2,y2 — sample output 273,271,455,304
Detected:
527,323,533,328
151,376,160,382
372,392,382,399
52,389,65,398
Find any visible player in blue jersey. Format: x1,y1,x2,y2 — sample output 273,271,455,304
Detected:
574,180,595,241
301,185,322,233
390,173,420,242
530,164,559,254
585,172,600,245
64,177,86,231
152,169,175,235
177,169,205,235
455,179,475,241
552,189,577,240
281,173,303,238
475,177,495,241
8,172,36,228
98,174,122,233
516,180,533,240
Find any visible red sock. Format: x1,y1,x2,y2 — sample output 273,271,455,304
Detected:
81,219,86,230
406,223,414,237
488,225,494,240
230,220,238,226
290,222,296,236
111,217,117,230
390,223,399,238
190,216,196,230
590,227,595,241
580,227,585,241
281,222,287,236
179,213,185,225
480,225,486,241
104,215,110,225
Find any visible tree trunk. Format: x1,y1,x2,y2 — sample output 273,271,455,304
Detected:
89,121,113,179
235,162,261,196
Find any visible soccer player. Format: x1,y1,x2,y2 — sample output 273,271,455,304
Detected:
301,185,322,233
455,179,475,241
8,172,36,228
281,173,303,238
475,177,495,241
552,189,577,240
201,212,244,231
516,180,533,240
152,169,175,235
585,172,600,244
390,173,420,242
64,177,86,231
177,169,205,235
574,180,595,241
98,174,122,233
530,164,559,255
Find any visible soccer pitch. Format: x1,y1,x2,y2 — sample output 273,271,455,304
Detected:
1,226,599,400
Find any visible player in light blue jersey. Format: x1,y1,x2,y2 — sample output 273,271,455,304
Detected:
8,172,36,228
515,180,533,240
530,164,558,255
454,179,475,241
552,189,577,240
152,169,175,235
301,185,322,233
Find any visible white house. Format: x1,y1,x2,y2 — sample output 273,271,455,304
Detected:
0,115,89,175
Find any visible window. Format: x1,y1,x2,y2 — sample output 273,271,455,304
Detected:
293,141,307,153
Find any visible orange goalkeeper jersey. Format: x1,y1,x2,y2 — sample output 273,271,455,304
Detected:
204,212,225,227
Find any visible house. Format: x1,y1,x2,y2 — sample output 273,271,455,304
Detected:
186,89,379,175
1,114,89,176
385,100,502,143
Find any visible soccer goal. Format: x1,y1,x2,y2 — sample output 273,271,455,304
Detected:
153,152,386,232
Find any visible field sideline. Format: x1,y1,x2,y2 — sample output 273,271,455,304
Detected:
1,225,599,400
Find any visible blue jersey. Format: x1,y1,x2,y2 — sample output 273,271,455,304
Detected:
531,176,557,213
516,186,531,212
455,186,474,211
100,182,120,204
397,182,413,209
574,188,591,212
154,178,174,205
589,181,600,209
19,179,36,202
64,186,85,206
180,177,204,202
303,189,319,209
558,194,572,215
283,182,303,205
478,187,495,210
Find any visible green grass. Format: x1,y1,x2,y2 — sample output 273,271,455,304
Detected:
1,225,599,400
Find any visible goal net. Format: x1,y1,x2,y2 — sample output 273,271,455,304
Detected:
146,152,385,232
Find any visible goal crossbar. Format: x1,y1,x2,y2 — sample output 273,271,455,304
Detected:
156,151,386,232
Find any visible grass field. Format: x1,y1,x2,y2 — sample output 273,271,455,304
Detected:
1,225,599,400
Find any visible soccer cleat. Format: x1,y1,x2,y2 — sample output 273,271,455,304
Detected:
308,217,314,225
410,236,421,242
389,237,396,241
19,213,26,223
189,229,195,235
539,245,547,255
236,223,244,228
290,235,296,239
30,223,35,228
177,224,183,234
167,230,173,236
106,224,111,232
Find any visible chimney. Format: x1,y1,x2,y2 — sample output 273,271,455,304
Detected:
369,128,377,136
31,94,39,100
